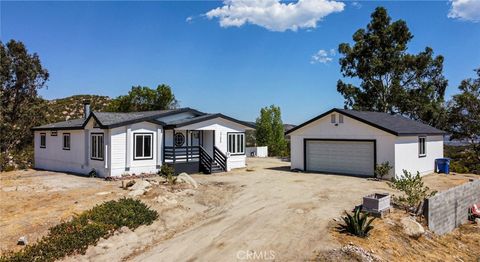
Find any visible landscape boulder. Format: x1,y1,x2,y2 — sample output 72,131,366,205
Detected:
401,217,425,238
128,180,152,197
125,180,136,188
176,173,198,188
17,236,28,245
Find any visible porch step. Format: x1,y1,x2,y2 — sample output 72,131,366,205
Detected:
211,162,224,173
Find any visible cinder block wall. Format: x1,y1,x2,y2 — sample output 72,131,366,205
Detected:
426,179,480,235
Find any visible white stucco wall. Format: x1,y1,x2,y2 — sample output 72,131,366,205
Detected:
289,112,397,177
394,135,444,177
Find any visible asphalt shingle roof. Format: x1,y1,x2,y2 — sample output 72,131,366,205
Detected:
31,118,86,130
32,108,193,130
163,113,256,129
31,107,255,130
286,108,446,136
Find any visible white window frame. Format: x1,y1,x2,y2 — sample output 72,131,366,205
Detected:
40,133,46,148
418,136,426,157
63,133,70,150
331,114,336,123
228,133,245,155
91,133,104,160
339,114,344,123
134,133,153,160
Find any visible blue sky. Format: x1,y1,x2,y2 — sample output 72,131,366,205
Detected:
1,1,479,124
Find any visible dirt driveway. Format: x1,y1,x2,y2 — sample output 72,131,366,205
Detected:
134,158,395,261
1,158,475,261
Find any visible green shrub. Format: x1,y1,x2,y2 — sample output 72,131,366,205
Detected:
159,164,177,185
388,170,437,212
0,198,158,262
88,169,97,178
444,145,479,174
374,161,392,179
339,207,375,238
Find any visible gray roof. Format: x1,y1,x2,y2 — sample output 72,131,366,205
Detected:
32,107,255,130
93,110,174,127
31,118,86,130
32,108,201,130
286,108,446,136
163,113,256,129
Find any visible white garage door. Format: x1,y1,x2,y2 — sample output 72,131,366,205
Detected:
305,140,375,177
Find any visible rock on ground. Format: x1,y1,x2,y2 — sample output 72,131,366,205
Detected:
177,173,198,188
401,217,425,238
17,236,27,245
128,180,152,197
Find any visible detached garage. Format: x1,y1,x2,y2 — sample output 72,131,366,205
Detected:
287,108,445,179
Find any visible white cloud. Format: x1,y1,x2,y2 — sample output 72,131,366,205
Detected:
186,16,193,23
311,48,336,64
351,1,362,9
448,0,480,22
205,0,345,32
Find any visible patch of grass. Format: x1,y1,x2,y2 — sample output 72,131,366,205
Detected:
0,198,158,262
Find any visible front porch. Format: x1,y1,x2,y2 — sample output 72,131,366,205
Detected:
163,129,228,174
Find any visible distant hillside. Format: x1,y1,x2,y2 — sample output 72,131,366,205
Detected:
44,95,111,123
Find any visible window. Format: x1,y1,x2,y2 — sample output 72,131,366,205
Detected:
174,133,185,147
91,133,104,160
63,133,70,150
339,114,344,123
331,114,336,123
418,137,426,157
134,133,153,160
40,133,46,148
228,133,245,155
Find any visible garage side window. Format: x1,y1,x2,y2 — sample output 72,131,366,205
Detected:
134,133,153,160
418,137,426,157
40,133,46,148
228,133,245,155
91,133,104,160
63,133,70,150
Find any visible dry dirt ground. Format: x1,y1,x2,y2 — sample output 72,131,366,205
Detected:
0,158,478,261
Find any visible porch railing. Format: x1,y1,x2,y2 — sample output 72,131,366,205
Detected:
164,145,228,174
199,146,213,174
164,146,200,162
214,146,227,171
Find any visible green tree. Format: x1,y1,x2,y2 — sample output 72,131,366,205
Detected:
337,7,447,127
255,105,287,156
107,84,178,112
0,40,49,170
447,68,480,163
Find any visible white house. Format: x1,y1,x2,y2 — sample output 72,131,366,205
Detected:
286,108,445,179
32,102,254,177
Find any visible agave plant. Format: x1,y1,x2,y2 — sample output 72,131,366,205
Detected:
339,207,375,238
